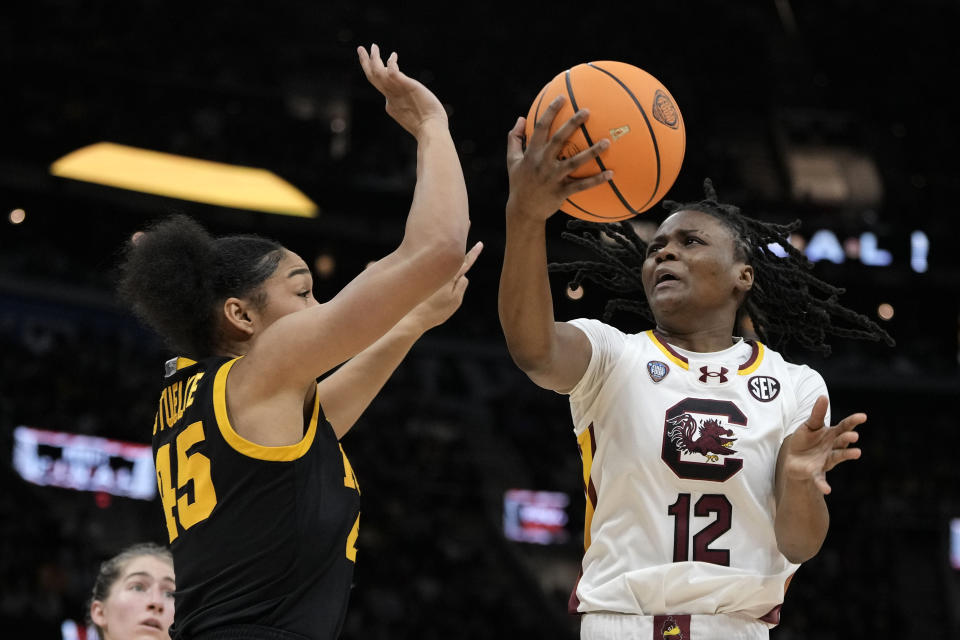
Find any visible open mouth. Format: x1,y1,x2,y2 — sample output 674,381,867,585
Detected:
139,619,163,630
656,273,678,285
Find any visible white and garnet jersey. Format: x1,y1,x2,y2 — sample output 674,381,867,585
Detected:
565,319,829,625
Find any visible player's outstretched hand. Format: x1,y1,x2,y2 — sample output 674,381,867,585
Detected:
782,396,866,495
505,95,612,223
357,44,447,138
405,241,483,332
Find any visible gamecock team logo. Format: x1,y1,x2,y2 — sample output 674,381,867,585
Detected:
661,398,745,482
667,414,738,463
654,615,689,639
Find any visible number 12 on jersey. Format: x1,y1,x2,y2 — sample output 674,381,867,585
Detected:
667,493,732,566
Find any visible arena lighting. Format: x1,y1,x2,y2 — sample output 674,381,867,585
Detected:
9,208,25,224
50,142,318,217
314,253,336,278
785,146,883,208
566,283,584,300
877,303,895,321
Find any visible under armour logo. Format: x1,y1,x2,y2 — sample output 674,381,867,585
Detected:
698,366,729,383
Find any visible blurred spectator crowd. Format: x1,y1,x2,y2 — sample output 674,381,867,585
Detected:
1,239,958,639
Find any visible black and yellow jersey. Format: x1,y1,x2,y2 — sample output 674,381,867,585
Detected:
151,355,361,640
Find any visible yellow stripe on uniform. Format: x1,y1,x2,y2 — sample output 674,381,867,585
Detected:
577,427,597,552
646,330,689,370
212,358,319,461
737,342,765,376
176,357,198,371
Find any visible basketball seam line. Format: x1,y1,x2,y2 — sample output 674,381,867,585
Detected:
564,69,639,219
588,62,662,213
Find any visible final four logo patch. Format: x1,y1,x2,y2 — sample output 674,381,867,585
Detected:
647,360,669,383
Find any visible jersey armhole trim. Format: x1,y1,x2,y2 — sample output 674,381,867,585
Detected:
212,357,319,461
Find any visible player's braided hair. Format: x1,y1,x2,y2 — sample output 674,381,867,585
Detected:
117,214,284,359
549,178,895,355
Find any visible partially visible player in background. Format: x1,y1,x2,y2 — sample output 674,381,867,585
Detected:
116,44,476,640
499,97,893,639
88,543,174,640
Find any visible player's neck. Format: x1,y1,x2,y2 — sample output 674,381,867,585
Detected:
653,323,737,354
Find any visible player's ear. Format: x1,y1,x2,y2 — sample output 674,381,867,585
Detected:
222,297,255,337
736,264,754,293
90,600,106,627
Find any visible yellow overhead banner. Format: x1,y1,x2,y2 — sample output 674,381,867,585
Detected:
51,142,318,218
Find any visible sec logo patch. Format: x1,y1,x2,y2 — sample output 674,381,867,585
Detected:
748,375,780,402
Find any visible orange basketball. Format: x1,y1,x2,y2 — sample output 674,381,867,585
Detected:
525,61,685,222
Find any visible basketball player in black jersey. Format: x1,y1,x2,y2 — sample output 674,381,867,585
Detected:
117,45,478,640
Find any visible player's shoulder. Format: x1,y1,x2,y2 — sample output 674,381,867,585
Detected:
566,318,656,354
567,318,650,341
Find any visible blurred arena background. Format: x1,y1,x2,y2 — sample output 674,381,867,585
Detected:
2,1,959,638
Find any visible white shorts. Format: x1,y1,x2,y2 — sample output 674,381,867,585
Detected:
580,611,769,640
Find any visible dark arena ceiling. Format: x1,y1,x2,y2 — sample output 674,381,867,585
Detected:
1,0,958,371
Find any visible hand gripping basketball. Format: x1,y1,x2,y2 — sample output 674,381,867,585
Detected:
522,61,686,221
506,95,613,223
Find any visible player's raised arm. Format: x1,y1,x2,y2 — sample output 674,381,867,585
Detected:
318,242,483,438
237,44,469,393
498,96,610,392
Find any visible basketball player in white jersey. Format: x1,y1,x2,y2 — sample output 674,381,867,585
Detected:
498,97,893,639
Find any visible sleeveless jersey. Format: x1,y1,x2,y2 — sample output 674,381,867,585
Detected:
566,320,829,625
151,356,361,640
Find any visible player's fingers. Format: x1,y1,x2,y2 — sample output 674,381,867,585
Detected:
834,412,867,433
506,117,526,166
545,109,590,155
564,137,609,173
529,95,566,148
358,44,389,89
825,447,861,473
457,241,484,278
385,51,402,82
357,46,373,79
454,275,470,297
563,170,613,196
831,431,859,450
801,396,830,432
815,475,832,495
367,43,387,79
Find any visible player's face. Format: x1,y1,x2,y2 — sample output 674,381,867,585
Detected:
90,555,175,640
255,249,319,330
640,210,752,330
